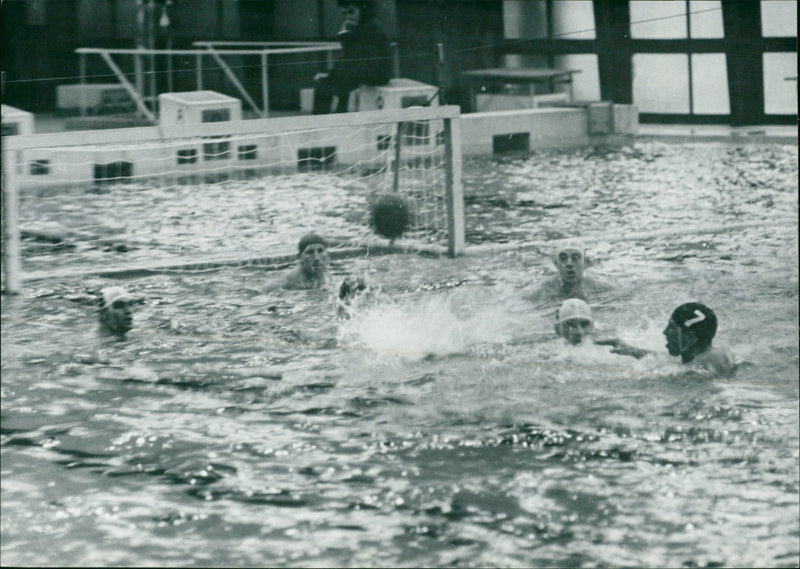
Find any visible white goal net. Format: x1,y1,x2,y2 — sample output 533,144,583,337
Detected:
2,106,464,291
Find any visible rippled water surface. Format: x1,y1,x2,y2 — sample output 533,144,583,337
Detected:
2,141,798,567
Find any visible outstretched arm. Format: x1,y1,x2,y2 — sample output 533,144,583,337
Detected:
594,337,652,359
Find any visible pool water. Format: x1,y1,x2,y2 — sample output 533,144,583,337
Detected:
2,141,798,567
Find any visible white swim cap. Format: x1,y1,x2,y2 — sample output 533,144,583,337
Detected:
557,298,593,324
100,286,132,309
555,239,585,258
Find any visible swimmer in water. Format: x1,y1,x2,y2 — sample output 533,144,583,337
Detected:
98,286,133,336
555,298,595,345
266,233,329,291
524,239,614,306
595,302,736,377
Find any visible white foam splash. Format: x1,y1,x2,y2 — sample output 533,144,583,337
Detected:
337,289,520,359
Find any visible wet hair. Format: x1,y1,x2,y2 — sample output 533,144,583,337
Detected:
337,0,378,21
670,302,717,349
298,233,327,255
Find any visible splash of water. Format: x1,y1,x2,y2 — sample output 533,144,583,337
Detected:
337,288,519,359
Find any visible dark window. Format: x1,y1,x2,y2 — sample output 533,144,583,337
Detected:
202,108,231,122
401,95,432,108
401,121,429,145
297,146,336,172
1,122,20,137
238,144,258,160
177,149,198,164
30,159,50,175
94,161,133,183
492,132,530,154
203,139,231,161
376,134,392,151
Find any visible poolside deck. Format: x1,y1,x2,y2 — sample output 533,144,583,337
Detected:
637,123,798,144
30,111,798,145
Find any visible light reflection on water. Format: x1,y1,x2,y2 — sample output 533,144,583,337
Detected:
2,141,798,567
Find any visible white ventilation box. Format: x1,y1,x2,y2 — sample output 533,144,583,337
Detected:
1,104,35,137
158,91,242,126
350,78,439,112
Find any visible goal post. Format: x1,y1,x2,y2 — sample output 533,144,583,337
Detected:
2,146,22,294
1,105,464,292
443,112,465,257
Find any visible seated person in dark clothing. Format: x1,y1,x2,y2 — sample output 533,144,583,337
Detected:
313,0,392,114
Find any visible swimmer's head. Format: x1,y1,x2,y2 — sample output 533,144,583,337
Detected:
338,0,378,23
664,302,717,358
98,286,133,335
298,233,328,279
553,239,586,285
555,298,594,345
298,233,327,255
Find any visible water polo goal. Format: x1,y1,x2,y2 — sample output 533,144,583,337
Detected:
1,105,464,293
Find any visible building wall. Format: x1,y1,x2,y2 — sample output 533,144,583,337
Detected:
1,0,794,122
498,0,796,124
759,1,798,115
1,0,80,111
503,1,599,100
395,1,504,108
1,0,242,112
242,0,499,111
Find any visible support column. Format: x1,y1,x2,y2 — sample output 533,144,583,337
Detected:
721,1,765,126
592,0,632,104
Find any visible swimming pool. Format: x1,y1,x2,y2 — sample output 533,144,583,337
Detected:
2,140,797,567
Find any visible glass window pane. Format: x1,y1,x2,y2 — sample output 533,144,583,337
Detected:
761,0,798,37
630,1,687,39
552,0,596,40
763,53,798,114
554,54,601,101
689,1,724,38
691,54,730,114
633,54,690,113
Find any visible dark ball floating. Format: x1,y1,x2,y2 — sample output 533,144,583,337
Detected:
370,194,411,242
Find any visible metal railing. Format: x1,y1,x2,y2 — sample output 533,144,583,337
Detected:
75,42,342,120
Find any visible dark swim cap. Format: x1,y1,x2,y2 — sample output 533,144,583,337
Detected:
298,233,327,254
670,302,717,346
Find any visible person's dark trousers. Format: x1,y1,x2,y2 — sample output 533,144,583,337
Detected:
312,75,334,114
312,75,357,114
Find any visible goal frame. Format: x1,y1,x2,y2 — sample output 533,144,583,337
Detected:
1,105,464,293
